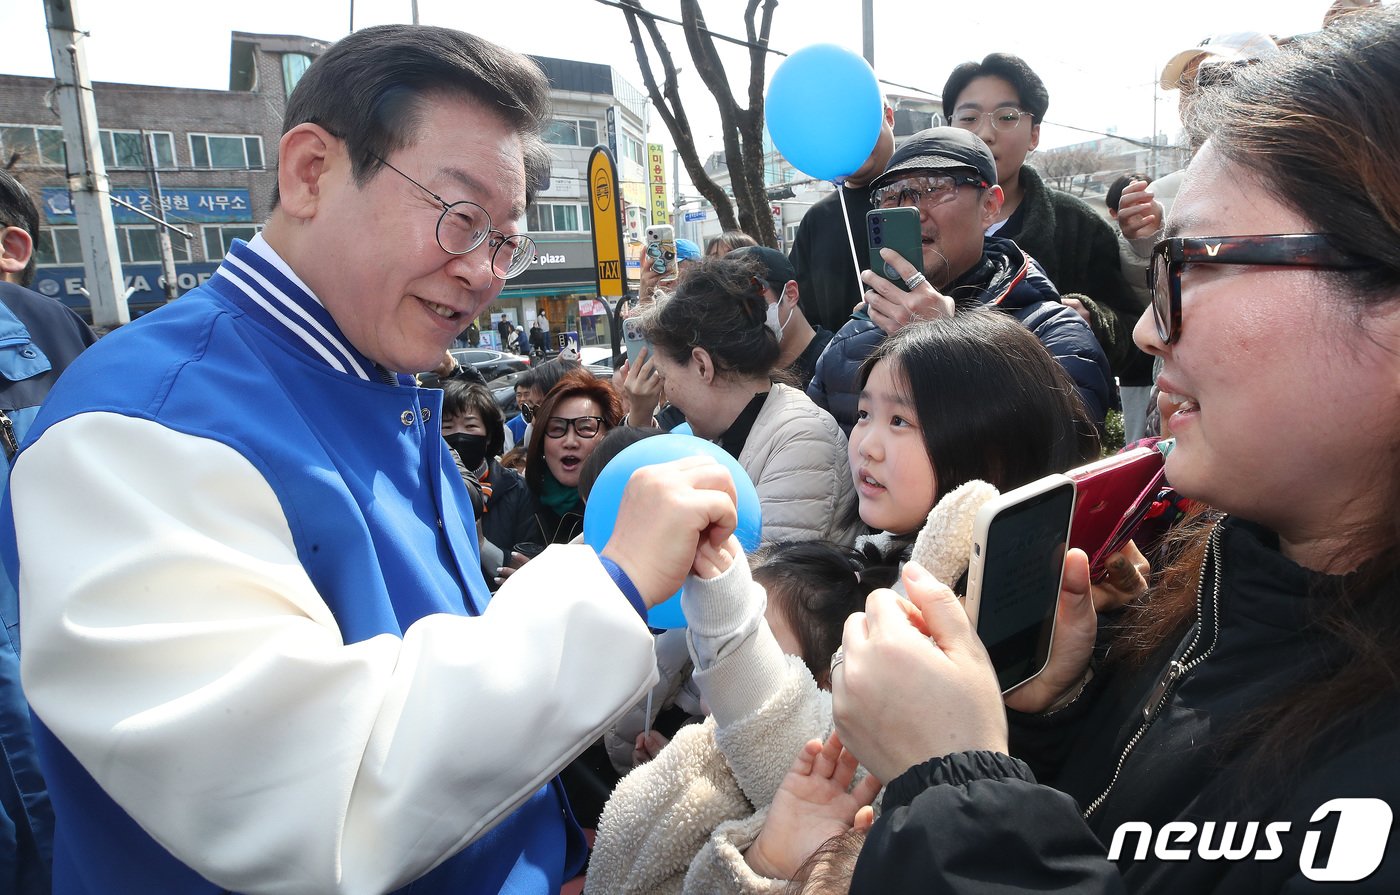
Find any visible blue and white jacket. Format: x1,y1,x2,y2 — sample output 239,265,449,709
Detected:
4,238,657,895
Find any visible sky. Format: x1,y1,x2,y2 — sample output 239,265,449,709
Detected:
4,0,1352,187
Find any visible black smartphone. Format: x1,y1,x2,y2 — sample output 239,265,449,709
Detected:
964,474,1077,693
865,207,924,291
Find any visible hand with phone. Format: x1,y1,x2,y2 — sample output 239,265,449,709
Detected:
615,346,662,428
861,209,952,334
831,562,1009,783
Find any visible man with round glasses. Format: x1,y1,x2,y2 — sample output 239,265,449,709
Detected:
808,127,1113,434
2,25,742,895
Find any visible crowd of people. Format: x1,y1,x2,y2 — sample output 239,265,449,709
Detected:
0,3,1398,894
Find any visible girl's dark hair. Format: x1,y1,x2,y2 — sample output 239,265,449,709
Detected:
576,426,664,502
633,256,780,380
704,230,758,256
942,52,1050,123
441,379,505,459
751,541,898,688
858,310,1100,507
1120,7,1400,784
275,24,552,207
524,369,624,491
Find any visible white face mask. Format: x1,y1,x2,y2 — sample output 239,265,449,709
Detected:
765,299,793,342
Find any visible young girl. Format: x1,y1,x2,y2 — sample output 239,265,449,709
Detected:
585,310,1098,894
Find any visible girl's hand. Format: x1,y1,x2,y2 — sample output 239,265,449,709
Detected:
1116,179,1163,242
861,248,954,334
832,563,1008,783
744,731,881,880
1003,548,1098,714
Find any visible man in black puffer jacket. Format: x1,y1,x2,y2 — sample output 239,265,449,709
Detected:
807,127,1115,434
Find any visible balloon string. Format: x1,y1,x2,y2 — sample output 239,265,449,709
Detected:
837,186,864,303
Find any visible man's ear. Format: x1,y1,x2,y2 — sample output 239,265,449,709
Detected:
0,226,33,280
781,280,800,308
276,123,339,220
691,346,714,384
981,186,1005,228
1028,122,1042,154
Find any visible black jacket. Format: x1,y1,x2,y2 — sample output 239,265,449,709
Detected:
806,237,1116,434
852,518,1400,893
788,184,875,334
477,458,535,557
1005,165,1153,381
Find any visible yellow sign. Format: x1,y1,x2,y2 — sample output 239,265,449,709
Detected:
588,147,625,297
648,142,669,226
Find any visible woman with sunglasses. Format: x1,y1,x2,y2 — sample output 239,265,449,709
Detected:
632,255,862,547
518,368,624,550
782,10,1400,893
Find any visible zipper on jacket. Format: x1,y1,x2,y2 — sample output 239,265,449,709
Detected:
1083,523,1225,819
0,410,17,461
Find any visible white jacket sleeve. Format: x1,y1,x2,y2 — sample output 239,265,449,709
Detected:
12,412,658,895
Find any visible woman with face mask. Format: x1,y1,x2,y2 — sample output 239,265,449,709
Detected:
632,255,861,547
441,380,534,590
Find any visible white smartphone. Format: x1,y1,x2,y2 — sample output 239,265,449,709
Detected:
645,224,677,282
622,316,651,364
964,473,1077,693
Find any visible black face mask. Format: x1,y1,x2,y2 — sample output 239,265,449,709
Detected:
444,432,489,472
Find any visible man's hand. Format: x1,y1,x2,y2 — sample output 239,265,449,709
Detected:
1116,179,1163,243
744,732,881,880
615,348,662,426
861,248,954,334
1062,296,1092,325
632,729,669,766
601,457,737,607
832,563,1008,783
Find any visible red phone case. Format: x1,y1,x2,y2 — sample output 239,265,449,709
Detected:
1067,447,1166,581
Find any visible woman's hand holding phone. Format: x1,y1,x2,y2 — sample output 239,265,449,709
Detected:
831,562,1008,783
1001,548,1099,715
616,348,662,426
861,249,954,335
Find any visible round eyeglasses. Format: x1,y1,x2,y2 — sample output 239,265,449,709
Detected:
951,106,1030,132
371,153,538,279
870,173,989,210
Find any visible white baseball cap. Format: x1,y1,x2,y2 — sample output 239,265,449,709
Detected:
1159,31,1280,90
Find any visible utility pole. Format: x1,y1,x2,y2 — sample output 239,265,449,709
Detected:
410,0,419,25
44,0,128,328
861,0,875,67
143,130,179,304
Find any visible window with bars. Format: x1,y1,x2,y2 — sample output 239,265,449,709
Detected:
0,125,66,167
100,130,176,170
525,203,590,233
189,133,264,169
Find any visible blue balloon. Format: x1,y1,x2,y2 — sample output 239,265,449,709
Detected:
765,44,882,182
583,434,763,628
670,421,693,436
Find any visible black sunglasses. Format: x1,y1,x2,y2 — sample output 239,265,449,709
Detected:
1148,233,1371,344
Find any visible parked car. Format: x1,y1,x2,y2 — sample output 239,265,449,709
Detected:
449,347,531,382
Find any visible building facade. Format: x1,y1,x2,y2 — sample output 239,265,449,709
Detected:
0,32,652,353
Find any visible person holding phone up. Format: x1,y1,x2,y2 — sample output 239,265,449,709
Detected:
805,127,1114,436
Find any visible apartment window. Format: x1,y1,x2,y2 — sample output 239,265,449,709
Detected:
526,202,590,233
543,118,599,147
0,125,66,167
33,226,81,265
100,130,175,170
282,53,312,98
621,134,645,167
117,226,191,264
189,133,264,169
202,224,263,260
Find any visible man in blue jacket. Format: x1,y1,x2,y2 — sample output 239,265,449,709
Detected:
3,27,736,895
0,169,96,895
807,128,1115,434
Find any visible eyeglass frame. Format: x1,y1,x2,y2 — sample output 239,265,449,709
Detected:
1148,233,1371,345
870,172,991,211
543,415,606,439
949,106,1033,133
368,152,537,279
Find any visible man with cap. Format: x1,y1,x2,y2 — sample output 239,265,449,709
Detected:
728,245,833,391
1117,31,1280,245
806,127,1113,435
